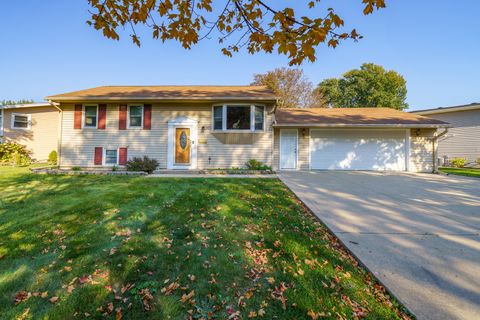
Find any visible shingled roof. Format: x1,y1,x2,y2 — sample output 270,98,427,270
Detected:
46,86,276,102
274,108,450,128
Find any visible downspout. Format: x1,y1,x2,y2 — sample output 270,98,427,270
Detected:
49,101,62,168
271,106,277,170
430,128,448,173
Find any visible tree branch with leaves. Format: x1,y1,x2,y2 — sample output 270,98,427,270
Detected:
87,0,386,65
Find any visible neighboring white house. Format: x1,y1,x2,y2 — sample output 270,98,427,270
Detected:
412,103,480,163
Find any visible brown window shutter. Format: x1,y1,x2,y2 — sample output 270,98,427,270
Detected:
74,104,82,129
143,104,152,130
98,104,107,130
94,147,103,165
119,147,128,165
119,105,127,130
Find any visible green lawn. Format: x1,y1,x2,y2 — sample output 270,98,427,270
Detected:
0,167,410,319
439,167,480,178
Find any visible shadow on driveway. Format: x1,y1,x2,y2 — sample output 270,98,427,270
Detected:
280,171,480,320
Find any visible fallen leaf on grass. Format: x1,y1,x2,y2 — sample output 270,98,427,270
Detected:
180,290,195,303
161,282,179,295
18,307,30,319
79,276,90,284
115,307,123,320
14,291,30,305
139,289,154,311
307,310,326,319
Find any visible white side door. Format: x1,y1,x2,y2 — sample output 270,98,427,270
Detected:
280,129,298,170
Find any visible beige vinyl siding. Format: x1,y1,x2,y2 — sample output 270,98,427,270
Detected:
298,129,309,170
409,129,435,173
423,110,480,161
2,106,59,161
59,103,274,169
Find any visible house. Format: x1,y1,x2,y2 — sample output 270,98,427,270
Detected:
0,103,60,161
412,103,480,163
45,85,449,172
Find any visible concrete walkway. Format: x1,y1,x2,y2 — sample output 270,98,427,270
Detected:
279,171,480,320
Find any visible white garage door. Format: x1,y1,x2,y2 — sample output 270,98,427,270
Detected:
310,130,407,171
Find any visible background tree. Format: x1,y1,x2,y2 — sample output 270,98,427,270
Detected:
87,0,386,65
1,99,34,106
317,63,408,110
252,68,325,108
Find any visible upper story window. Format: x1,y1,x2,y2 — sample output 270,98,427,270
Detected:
128,105,143,128
12,113,31,130
212,105,265,131
84,105,98,128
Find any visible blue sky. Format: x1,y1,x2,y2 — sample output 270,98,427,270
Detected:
0,1,479,110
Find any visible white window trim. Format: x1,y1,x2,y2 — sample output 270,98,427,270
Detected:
211,104,266,132
11,113,32,130
127,104,144,129
102,148,119,166
82,104,99,129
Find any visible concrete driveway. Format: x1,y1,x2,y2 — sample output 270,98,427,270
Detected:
279,171,480,320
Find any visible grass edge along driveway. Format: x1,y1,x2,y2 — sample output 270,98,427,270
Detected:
0,166,411,319
439,167,480,178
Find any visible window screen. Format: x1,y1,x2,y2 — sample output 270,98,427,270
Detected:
213,106,223,130
129,106,143,127
13,115,29,128
105,149,118,165
255,106,264,130
84,106,98,127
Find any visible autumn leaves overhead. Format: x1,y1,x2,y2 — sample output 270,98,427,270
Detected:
87,0,386,65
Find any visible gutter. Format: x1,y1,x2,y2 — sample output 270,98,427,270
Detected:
273,123,449,129
429,128,449,173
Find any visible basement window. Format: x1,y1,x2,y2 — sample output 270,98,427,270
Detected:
104,149,118,165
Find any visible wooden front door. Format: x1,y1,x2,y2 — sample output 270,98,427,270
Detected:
175,127,191,164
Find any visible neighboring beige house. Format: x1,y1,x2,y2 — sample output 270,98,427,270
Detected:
45,85,449,173
412,103,480,163
0,103,60,161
